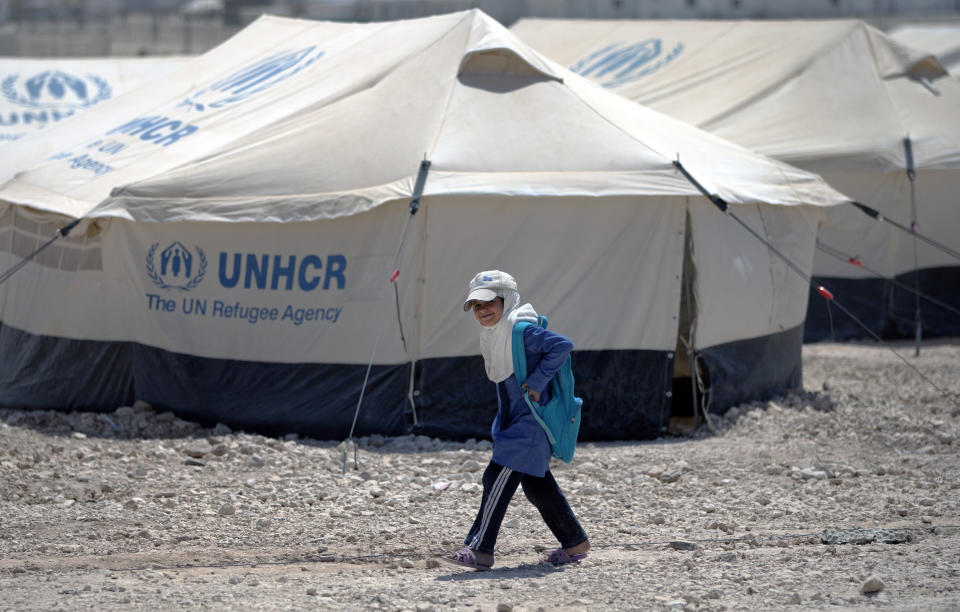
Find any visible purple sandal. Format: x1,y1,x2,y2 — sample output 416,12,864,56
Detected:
440,547,493,571
541,548,587,566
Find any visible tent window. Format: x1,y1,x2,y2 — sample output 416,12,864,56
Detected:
1,206,102,272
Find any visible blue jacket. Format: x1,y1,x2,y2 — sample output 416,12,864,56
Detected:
491,325,574,477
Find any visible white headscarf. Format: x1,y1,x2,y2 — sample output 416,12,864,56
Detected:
476,283,538,383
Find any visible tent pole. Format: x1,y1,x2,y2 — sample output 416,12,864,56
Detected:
342,160,431,474
407,360,418,426
903,137,922,356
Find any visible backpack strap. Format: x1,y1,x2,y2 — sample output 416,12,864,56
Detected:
511,319,558,446
511,321,532,386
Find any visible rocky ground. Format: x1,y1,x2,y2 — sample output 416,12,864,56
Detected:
0,341,958,611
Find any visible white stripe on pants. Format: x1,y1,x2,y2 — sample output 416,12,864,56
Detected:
469,465,513,550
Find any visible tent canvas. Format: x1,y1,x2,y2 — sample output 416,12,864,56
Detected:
1,57,188,148
512,18,960,341
890,24,960,78
0,11,849,440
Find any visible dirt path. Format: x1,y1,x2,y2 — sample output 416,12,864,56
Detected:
1,341,958,610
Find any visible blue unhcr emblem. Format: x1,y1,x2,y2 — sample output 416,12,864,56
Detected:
178,46,324,112
146,242,207,291
571,39,684,88
1,70,111,110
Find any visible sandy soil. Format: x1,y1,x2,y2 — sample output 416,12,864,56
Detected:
1,341,958,611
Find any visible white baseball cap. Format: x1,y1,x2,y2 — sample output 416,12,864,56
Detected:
462,270,517,311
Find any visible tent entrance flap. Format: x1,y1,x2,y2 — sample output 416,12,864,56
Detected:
670,205,709,435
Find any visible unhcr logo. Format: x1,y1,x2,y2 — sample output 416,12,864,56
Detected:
1,71,111,136
178,46,324,112
146,242,207,291
570,40,684,88
1,70,111,110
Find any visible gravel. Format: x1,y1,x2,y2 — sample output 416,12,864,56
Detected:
0,341,958,610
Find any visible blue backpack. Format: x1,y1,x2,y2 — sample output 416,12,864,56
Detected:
511,316,583,463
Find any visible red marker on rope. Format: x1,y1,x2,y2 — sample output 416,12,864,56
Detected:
389,269,400,283
816,286,834,301
847,257,862,267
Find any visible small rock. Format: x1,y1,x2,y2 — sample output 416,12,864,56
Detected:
668,540,698,551
306,587,317,596
788,592,801,604
132,399,152,412
796,467,828,480
658,470,683,483
425,558,441,569
218,504,235,517
256,518,271,529
496,604,513,612
461,460,482,473
212,423,232,436
183,443,213,459
123,499,139,510
229,576,241,585
860,575,884,594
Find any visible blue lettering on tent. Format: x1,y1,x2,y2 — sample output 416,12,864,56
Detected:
106,115,199,147
217,252,346,291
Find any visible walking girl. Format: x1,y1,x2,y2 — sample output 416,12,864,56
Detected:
442,270,589,570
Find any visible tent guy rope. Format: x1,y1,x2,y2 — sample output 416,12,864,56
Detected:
342,159,431,475
815,240,960,319
847,200,960,263
672,159,959,412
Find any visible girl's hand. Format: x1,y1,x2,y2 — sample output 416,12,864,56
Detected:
521,383,540,403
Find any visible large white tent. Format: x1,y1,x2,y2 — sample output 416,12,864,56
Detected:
512,18,960,341
1,57,187,149
0,11,849,439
